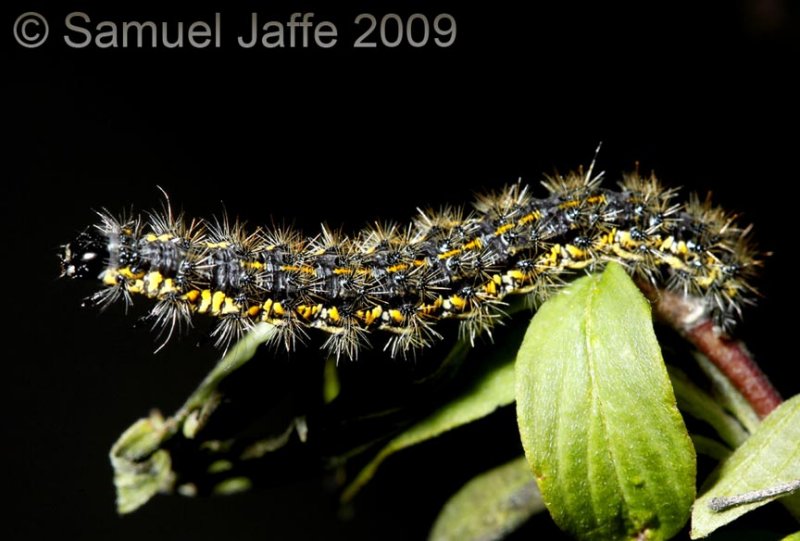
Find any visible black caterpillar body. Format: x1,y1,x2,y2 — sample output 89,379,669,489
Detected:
59,170,760,359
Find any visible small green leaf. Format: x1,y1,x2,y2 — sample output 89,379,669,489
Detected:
110,413,176,514
208,459,234,474
341,353,516,502
429,456,545,541
516,262,696,541
668,365,748,448
323,356,341,404
212,476,253,495
691,395,800,538
693,353,760,435
109,323,278,513
690,435,733,462
780,531,800,541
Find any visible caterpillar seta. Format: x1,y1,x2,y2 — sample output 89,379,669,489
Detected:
59,168,761,360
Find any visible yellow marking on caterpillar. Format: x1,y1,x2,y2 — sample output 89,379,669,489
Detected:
694,268,720,288
438,248,463,260
565,244,587,260
540,244,562,267
595,228,616,248
612,245,645,262
386,263,409,273
333,268,353,275
272,302,285,316
128,279,145,294
243,260,264,270
511,281,538,294
327,306,341,323
586,194,607,205
211,291,226,314
387,309,404,324
102,270,118,286
183,289,201,304
296,304,322,320
660,255,688,272
247,305,261,318
198,290,213,313
144,233,176,242
145,271,164,295
118,267,143,280
160,278,178,296
220,297,239,315
518,210,541,225
464,238,483,250
616,231,635,249
449,294,467,311
725,283,740,298
357,305,383,325
419,296,443,315
559,199,580,209
261,298,273,317
506,269,526,282
280,264,316,275
494,223,514,236
564,259,595,270
205,241,230,249
484,279,497,295
368,305,383,325
672,240,689,255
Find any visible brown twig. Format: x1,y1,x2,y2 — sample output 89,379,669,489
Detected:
637,281,782,419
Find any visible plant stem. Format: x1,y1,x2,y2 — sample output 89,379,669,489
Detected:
637,282,782,419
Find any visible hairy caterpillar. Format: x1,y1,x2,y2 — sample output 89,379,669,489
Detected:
59,169,760,360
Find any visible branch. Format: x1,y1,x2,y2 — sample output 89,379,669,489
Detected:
637,282,782,419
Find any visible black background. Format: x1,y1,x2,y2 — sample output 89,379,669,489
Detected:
5,1,800,539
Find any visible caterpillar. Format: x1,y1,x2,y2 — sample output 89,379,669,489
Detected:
59,168,760,360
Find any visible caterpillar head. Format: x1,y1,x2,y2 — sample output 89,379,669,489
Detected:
60,230,109,279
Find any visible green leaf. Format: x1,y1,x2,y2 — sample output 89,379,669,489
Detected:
110,413,176,514
109,322,278,513
693,353,760,435
429,456,545,541
689,435,733,462
668,365,748,448
516,262,696,541
341,351,516,502
780,532,800,541
212,476,253,495
323,356,341,404
691,395,800,538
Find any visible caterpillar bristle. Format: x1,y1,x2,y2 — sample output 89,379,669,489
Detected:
60,169,764,359
259,223,303,250
265,314,309,353
473,181,531,220
321,313,372,361
541,168,603,198
150,296,194,353
210,314,253,352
